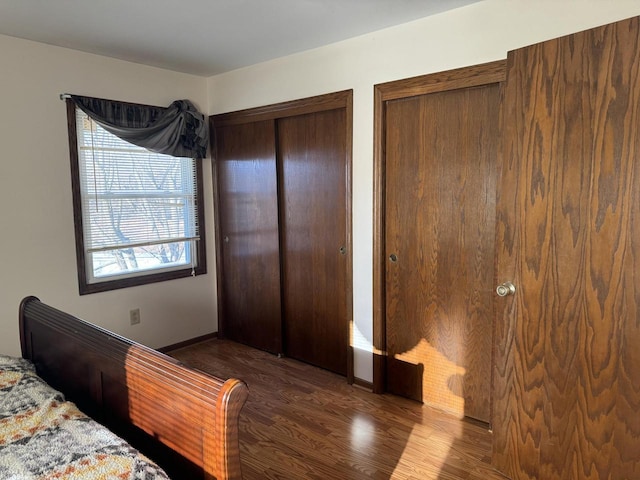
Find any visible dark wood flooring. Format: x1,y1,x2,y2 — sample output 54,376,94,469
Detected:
169,339,507,480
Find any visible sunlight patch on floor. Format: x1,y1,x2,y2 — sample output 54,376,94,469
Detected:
390,422,457,479
350,413,376,450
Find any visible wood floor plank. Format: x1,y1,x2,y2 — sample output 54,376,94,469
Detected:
170,340,507,480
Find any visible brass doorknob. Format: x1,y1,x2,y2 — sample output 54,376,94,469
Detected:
496,282,516,297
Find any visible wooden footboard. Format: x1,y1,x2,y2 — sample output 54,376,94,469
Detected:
19,296,248,480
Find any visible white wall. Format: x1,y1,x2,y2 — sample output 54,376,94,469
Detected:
207,0,640,382
0,34,215,356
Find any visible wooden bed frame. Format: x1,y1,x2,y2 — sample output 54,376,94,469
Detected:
18,296,248,480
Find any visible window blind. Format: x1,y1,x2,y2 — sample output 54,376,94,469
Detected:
75,109,199,280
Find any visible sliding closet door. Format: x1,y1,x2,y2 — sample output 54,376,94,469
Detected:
278,108,349,375
214,120,282,353
213,90,352,377
493,16,640,479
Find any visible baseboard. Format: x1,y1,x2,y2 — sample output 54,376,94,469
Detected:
352,377,374,391
158,332,218,353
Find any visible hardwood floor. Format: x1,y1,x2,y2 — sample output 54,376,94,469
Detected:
169,340,506,480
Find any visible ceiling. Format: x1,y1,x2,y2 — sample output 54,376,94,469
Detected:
0,0,480,76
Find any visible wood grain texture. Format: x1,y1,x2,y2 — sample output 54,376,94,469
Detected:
213,120,283,353
375,61,506,102
19,296,248,480
212,91,353,379
278,108,349,375
212,90,353,127
493,16,640,480
373,62,506,398
383,83,501,422
171,338,507,480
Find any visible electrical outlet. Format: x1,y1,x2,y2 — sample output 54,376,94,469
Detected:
129,308,141,325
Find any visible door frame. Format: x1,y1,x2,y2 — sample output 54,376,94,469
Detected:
372,61,506,394
211,90,355,382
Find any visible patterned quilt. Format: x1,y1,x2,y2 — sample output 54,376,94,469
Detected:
0,355,170,479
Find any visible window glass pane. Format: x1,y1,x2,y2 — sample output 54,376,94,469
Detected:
90,241,192,279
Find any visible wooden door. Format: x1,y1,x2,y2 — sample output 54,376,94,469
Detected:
493,17,640,479
383,82,501,421
278,108,349,375
214,120,282,353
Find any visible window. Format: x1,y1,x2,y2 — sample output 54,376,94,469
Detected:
67,103,206,294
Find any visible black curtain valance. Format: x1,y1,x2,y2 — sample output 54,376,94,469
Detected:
71,95,208,159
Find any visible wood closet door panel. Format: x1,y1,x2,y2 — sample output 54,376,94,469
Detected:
384,84,500,422
278,109,348,375
215,120,282,353
493,16,640,479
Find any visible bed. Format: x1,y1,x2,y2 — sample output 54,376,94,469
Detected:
8,295,248,479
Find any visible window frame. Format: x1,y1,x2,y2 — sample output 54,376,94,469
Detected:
66,99,207,295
